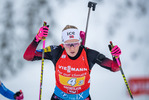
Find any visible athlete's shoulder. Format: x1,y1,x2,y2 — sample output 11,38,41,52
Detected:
83,46,106,62
82,45,99,55
49,44,64,55
38,45,62,53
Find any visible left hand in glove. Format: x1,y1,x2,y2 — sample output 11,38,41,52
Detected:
110,45,121,57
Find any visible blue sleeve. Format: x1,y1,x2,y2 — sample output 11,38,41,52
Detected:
0,82,15,99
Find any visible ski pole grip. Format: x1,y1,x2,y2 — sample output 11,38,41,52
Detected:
43,21,49,27
110,41,114,48
108,41,114,51
42,21,49,40
110,41,120,59
43,21,47,26
88,1,97,11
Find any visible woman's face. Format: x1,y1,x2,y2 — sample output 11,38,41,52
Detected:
63,39,81,57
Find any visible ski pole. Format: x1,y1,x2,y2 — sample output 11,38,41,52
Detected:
83,1,97,46
109,41,134,100
39,21,48,100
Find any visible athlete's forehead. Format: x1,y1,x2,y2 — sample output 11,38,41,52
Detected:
64,39,79,43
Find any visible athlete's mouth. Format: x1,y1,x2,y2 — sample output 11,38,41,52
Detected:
70,52,75,54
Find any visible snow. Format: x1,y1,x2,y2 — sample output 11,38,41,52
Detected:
0,0,149,100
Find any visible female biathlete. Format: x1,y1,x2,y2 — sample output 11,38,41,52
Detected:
24,25,121,100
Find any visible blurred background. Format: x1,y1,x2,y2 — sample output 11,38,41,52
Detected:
0,0,149,100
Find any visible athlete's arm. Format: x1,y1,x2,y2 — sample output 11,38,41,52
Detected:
23,38,63,63
23,38,56,61
86,48,120,72
96,54,120,72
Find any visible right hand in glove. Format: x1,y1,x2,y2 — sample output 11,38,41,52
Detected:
35,26,49,42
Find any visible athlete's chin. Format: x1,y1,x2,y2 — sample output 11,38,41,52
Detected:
69,53,77,57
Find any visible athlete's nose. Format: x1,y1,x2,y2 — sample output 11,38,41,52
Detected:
70,45,75,50
70,44,74,47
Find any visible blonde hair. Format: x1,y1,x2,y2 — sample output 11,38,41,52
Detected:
62,25,78,32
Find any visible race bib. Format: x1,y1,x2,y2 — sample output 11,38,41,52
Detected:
59,74,85,87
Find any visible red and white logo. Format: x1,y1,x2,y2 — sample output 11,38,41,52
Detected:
67,90,78,94
61,55,66,58
129,77,149,96
58,65,88,73
69,35,74,38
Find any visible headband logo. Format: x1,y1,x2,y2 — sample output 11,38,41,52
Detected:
67,31,75,36
69,35,74,38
